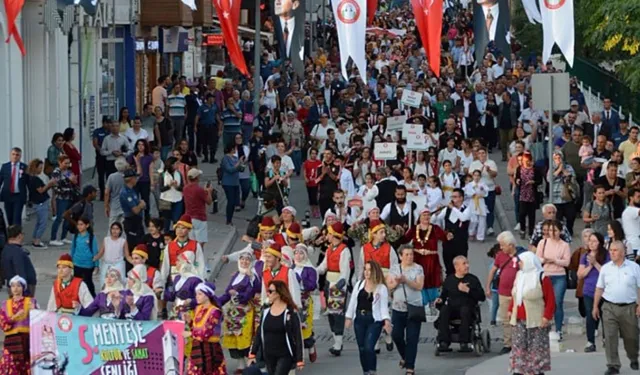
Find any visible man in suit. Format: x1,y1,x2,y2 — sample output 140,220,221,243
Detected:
602,97,621,134
498,93,518,161
0,148,29,226
473,0,510,64
273,0,305,77
584,112,611,147
510,81,529,118
308,95,330,126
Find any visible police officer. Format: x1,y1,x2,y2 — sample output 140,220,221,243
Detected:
194,93,221,164
92,116,112,201
120,169,146,272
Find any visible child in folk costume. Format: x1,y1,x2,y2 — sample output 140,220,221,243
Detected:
0,276,39,375
293,244,319,363
121,264,159,320
219,250,259,374
81,268,125,319
166,252,203,319
185,282,227,375
46,254,94,314
463,169,489,241
160,214,206,285
130,244,164,294
225,216,286,263
357,220,399,279
439,160,460,203
316,222,352,356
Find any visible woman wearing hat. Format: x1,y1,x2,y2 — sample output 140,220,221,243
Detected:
81,268,125,319
0,275,39,374
46,254,94,314
260,243,302,309
121,264,158,321
317,222,352,356
225,217,286,264
219,250,259,373
185,281,227,375
293,244,319,362
278,206,298,235
357,220,400,280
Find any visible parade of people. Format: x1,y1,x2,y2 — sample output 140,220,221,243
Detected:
2,0,639,372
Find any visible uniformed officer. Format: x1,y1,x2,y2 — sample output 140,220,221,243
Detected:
194,93,221,163
120,169,146,272
92,116,112,201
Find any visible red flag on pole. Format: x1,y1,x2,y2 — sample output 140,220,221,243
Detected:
3,0,26,56
411,0,442,76
367,0,377,25
212,0,249,76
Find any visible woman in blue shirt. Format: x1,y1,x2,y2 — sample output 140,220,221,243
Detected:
70,217,99,297
221,144,244,225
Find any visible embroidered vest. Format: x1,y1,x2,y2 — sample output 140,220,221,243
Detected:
5,297,32,335
192,304,222,343
168,239,198,266
262,265,291,288
363,242,391,269
146,266,157,288
54,277,83,310
326,243,347,272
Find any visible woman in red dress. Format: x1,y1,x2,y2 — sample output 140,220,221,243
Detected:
402,208,448,306
62,127,82,185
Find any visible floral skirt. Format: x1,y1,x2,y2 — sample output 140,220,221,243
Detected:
188,341,227,375
0,333,30,375
222,302,255,351
300,293,314,340
509,321,551,374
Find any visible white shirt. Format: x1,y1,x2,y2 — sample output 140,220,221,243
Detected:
621,206,640,251
335,129,351,152
592,122,603,147
339,168,356,198
310,123,335,144
381,201,416,226
125,128,150,149
316,244,352,286
469,159,498,191
492,63,504,79
345,281,391,322
596,259,640,304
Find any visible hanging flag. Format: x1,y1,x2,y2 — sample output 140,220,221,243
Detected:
332,0,367,79
521,0,541,24
540,0,574,66
3,0,26,56
272,0,305,77
182,0,197,10
367,0,377,25
212,0,249,76
411,0,443,76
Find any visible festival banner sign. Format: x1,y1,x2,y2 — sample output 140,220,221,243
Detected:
402,123,423,140
401,89,422,108
29,310,186,375
386,115,407,132
374,142,398,160
406,133,428,150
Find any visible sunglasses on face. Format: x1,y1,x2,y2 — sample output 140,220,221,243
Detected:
267,289,277,295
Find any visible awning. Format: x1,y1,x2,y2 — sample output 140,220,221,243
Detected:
212,19,273,44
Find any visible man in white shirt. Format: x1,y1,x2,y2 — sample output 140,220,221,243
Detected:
124,117,150,150
335,119,351,153
311,114,335,151
622,189,640,257
336,156,356,198
468,147,498,235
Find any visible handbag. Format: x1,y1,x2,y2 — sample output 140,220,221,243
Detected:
492,255,513,290
158,199,171,212
400,265,426,323
495,185,502,195
243,113,255,123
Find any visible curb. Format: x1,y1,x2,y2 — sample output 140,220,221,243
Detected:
207,228,238,283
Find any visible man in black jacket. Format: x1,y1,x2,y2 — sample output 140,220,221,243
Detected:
436,255,486,353
375,167,398,211
1,225,37,295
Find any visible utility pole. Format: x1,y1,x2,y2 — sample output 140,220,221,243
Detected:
253,0,261,114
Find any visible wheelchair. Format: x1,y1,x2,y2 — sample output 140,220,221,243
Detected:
433,303,491,357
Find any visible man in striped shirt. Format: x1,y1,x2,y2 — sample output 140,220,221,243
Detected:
168,84,187,146
220,97,243,148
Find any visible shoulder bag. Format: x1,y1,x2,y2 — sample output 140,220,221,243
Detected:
400,265,426,322
491,255,513,290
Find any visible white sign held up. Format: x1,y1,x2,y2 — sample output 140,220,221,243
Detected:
401,89,422,108
406,133,428,150
402,124,422,140
386,115,407,131
374,142,398,160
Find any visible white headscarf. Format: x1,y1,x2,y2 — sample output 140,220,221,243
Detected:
281,246,295,268
175,251,203,291
515,251,544,307
237,250,256,283
127,264,158,320
103,268,125,293
294,244,313,268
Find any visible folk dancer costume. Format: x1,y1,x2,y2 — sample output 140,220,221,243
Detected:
81,268,125,319
402,208,448,305
435,202,472,275
357,220,399,279
381,197,418,250
132,244,164,291
46,254,94,314
0,276,38,375
187,282,227,375
219,251,260,372
463,180,489,241
316,222,352,356
121,264,159,320
260,243,302,308
293,244,319,362
439,171,460,203
160,214,206,292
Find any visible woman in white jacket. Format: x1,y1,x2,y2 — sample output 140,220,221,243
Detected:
345,260,392,375
355,173,379,220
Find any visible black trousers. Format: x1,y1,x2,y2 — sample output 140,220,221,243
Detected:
264,354,294,375
186,120,196,152
555,202,577,236
518,201,537,236
443,243,468,275
124,215,144,251
75,266,96,297
105,159,116,178
96,155,107,200
200,126,219,161
135,181,151,225
437,304,473,344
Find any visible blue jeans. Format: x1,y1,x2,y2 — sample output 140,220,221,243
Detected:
171,200,184,225
239,178,251,204
549,275,567,332
32,201,49,240
491,290,499,322
50,198,71,241
161,146,172,161
485,191,496,230
223,185,240,223
391,310,421,370
583,295,601,344
513,186,520,225
291,149,302,175
354,312,383,373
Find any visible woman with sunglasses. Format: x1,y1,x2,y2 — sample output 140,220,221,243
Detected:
248,280,304,375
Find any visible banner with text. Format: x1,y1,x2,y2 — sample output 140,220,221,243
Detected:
29,310,186,375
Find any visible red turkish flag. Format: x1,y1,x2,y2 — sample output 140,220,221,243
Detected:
367,0,377,25
3,0,26,56
411,0,442,76
212,0,249,76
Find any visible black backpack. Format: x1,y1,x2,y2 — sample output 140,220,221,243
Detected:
66,201,86,235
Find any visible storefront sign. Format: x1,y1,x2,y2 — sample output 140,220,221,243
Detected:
386,115,407,131
203,34,224,46
401,89,422,108
374,142,398,160
162,27,189,53
30,310,186,375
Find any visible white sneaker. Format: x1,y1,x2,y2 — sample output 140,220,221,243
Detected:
487,228,495,236
62,239,73,245
514,223,521,231
49,240,65,246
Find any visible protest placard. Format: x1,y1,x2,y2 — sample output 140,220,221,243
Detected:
386,115,407,131
374,142,398,160
401,89,422,107
402,123,422,139
406,133,428,150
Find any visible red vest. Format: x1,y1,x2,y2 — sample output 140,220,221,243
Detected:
54,277,83,310
146,266,157,288
262,265,290,288
326,243,347,272
363,242,391,269
168,239,198,266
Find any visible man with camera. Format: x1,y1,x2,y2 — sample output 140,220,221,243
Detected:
183,168,214,248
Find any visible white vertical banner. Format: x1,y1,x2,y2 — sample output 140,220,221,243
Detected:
540,0,574,67
181,0,197,10
332,0,367,79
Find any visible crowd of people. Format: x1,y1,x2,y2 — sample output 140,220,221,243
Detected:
0,0,640,375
